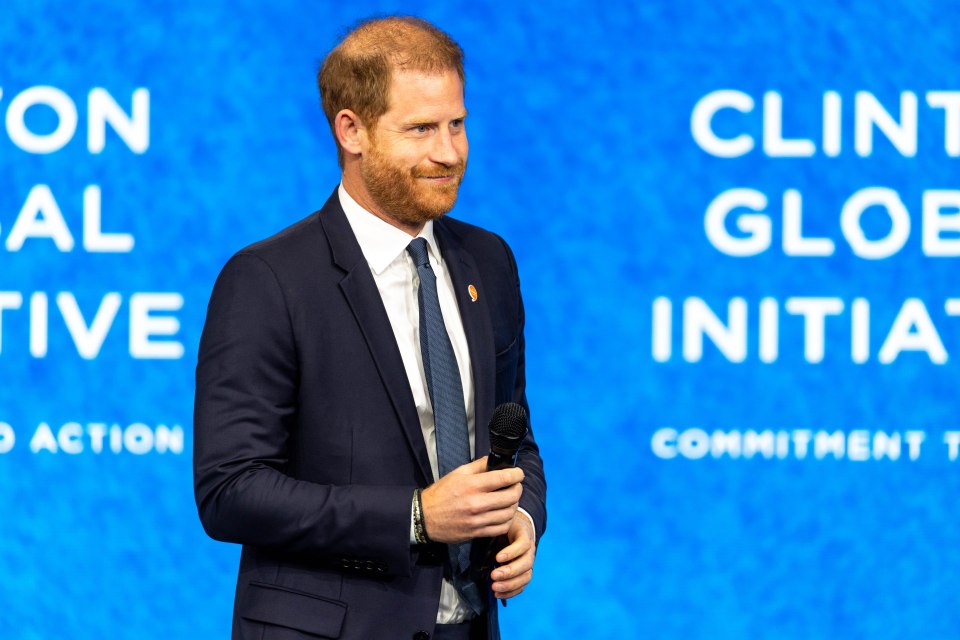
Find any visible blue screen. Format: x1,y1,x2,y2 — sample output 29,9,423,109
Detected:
3,1,959,637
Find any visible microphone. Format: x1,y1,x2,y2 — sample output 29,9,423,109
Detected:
485,402,528,471
482,402,528,607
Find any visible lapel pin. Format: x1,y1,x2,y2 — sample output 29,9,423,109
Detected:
468,284,478,302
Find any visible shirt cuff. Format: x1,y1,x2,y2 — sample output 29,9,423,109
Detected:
517,507,536,540
410,491,418,544
411,500,537,543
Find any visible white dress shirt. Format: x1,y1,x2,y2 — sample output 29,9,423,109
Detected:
339,184,476,623
339,185,535,622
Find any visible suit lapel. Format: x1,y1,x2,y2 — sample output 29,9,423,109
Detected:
435,219,495,460
318,193,434,485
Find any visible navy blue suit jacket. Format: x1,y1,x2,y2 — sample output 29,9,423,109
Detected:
194,191,546,640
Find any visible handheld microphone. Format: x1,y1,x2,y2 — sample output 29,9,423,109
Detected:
485,402,528,471
482,402,528,607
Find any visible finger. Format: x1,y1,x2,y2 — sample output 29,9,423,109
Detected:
475,467,524,491
472,505,519,534
492,545,533,580
496,586,526,600
496,534,532,564
485,503,519,524
454,457,490,475
462,484,520,516
471,484,522,512
475,516,519,538
492,569,532,596
492,558,533,586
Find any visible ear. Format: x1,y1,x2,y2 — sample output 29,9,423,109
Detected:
334,109,367,157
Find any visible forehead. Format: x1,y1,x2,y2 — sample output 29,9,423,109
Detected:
383,69,465,121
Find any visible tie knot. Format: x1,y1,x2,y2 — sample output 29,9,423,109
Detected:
407,237,430,269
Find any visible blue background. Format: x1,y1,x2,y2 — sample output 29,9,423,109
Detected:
2,1,959,638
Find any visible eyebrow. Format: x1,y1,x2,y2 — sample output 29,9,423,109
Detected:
403,112,469,126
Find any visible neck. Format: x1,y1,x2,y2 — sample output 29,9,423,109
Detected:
341,167,424,237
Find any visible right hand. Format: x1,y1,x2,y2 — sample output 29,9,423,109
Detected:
420,457,524,544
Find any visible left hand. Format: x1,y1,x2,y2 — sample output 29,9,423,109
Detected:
490,512,536,600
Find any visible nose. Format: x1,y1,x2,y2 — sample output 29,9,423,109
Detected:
430,127,462,167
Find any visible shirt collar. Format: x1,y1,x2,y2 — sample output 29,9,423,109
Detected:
338,183,439,275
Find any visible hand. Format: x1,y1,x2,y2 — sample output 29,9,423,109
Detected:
421,457,523,544
491,513,536,600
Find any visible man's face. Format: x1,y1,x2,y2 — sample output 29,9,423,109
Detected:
359,69,468,228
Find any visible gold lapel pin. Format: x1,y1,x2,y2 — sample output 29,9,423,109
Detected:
468,284,478,302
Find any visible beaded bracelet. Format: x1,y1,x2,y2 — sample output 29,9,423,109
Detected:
413,488,431,544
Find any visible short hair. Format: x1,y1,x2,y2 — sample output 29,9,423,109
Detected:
317,16,465,167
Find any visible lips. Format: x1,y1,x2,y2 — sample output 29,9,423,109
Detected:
413,161,465,182
416,172,457,179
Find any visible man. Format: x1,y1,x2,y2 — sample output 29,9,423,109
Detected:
194,16,546,640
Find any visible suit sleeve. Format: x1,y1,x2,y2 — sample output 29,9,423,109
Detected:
499,238,548,545
193,252,414,576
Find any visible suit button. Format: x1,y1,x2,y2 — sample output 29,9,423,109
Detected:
365,560,377,572
413,632,429,640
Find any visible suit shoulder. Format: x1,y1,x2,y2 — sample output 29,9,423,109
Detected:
237,211,323,263
214,210,335,288
439,215,515,260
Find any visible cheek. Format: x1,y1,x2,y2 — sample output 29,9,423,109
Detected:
375,139,421,169
393,140,430,164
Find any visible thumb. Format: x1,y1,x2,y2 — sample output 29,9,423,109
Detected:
453,456,489,475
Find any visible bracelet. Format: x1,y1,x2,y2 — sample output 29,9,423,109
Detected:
413,488,431,544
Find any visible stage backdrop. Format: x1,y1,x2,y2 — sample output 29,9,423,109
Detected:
3,1,959,638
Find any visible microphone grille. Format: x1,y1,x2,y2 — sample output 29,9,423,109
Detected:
489,402,528,450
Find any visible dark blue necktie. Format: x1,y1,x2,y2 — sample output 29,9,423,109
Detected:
407,237,484,615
